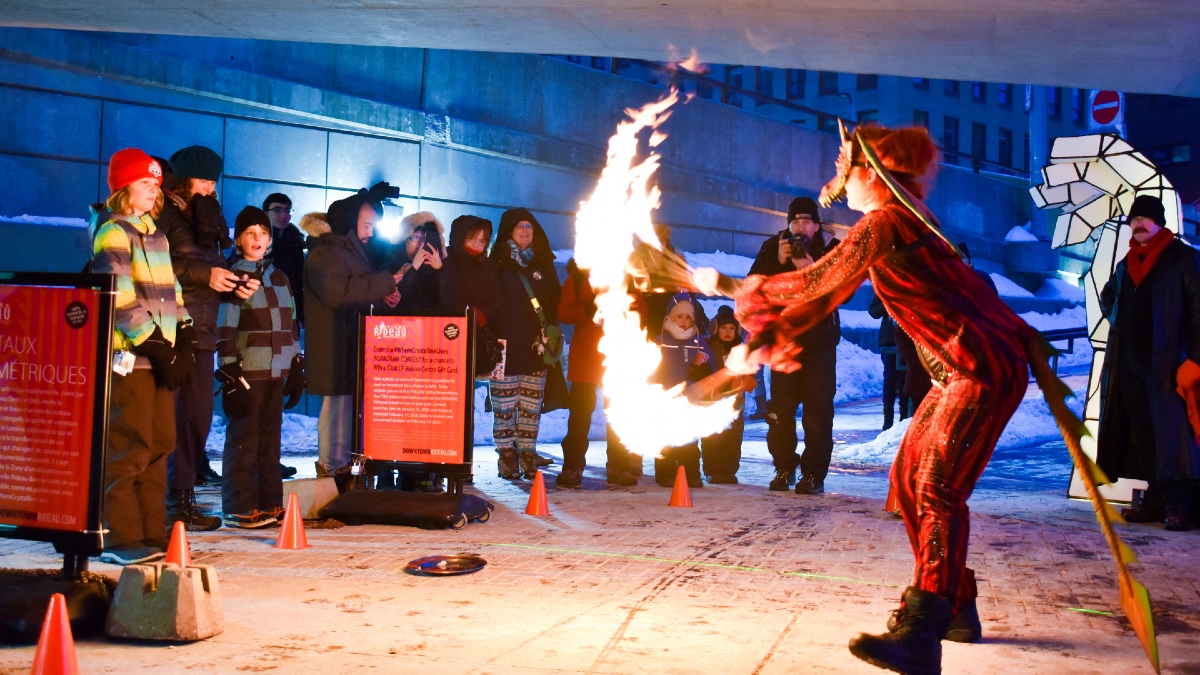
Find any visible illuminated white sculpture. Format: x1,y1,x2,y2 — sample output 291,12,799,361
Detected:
1030,133,1183,500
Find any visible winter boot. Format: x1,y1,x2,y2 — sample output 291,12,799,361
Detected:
497,450,520,480
888,594,981,643
166,489,222,532
653,455,677,488
850,586,953,675
519,452,539,480
768,467,795,491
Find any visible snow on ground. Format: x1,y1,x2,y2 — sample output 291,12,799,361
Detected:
0,214,88,227
989,272,1034,297
833,382,1087,468
1036,278,1086,303
1004,225,1039,242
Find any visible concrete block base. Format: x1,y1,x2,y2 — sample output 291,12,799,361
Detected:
105,563,224,641
283,477,339,519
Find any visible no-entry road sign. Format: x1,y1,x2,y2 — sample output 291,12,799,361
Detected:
1091,90,1121,126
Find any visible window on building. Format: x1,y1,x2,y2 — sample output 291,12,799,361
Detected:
726,67,744,106
565,55,581,64
819,114,841,134
943,116,960,165
857,109,879,123
756,67,774,100
1152,144,1194,165
786,69,805,99
590,56,608,71
912,77,930,91
857,74,878,90
1071,89,1085,125
696,78,715,100
944,80,960,97
998,128,1013,168
997,83,1013,109
1023,132,1031,171
971,122,987,162
1048,87,1062,120
818,71,839,95
913,109,930,128
971,82,986,104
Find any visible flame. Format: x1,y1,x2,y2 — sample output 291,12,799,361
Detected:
573,89,738,455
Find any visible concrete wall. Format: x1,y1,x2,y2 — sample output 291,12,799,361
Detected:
0,28,1035,275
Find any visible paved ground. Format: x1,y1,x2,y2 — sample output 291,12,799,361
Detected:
2,373,1198,674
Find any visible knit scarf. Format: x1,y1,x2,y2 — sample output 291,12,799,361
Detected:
507,239,535,268
1127,227,1174,287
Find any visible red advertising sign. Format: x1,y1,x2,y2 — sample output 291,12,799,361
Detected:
1091,90,1121,125
361,315,469,463
0,285,99,533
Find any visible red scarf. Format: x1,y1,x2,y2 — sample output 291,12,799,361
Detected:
1127,227,1175,286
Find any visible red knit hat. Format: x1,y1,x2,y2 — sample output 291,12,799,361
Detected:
107,148,163,193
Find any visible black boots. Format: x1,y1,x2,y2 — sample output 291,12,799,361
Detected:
849,587,953,675
887,594,981,643
768,467,795,491
166,489,221,531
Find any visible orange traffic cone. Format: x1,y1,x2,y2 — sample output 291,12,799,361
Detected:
668,465,692,507
524,471,550,516
275,492,309,549
30,592,79,675
164,520,191,568
883,485,901,517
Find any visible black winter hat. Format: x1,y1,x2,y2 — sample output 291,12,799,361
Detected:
1127,195,1166,227
787,197,821,224
235,206,272,240
168,146,223,182
262,192,292,210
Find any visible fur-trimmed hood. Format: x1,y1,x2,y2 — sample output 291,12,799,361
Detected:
399,211,446,257
300,212,330,238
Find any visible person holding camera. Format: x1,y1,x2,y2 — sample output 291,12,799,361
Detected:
388,211,449,310
157,146,260,531
748,196,841,494
215,207,304,528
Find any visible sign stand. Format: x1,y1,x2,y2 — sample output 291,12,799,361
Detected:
355,308,476,495
0,272,115,642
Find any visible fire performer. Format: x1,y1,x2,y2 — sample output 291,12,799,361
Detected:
695,123,1136,675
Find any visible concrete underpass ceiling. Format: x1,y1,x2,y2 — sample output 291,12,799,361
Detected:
2,1,1198,97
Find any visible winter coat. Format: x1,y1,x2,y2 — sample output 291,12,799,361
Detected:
655,294,715,388
1097,239,1200,482
867,291,896,347
304,232,397,395
217,258,300,381
443,215,504,324
266,223,307,325
90,208,189,368
488,208,560,377
559,263,603,385
749,228,842,352
156,193,231,351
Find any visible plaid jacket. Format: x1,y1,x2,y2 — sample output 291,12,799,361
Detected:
90,209,189,364
217,259,300,380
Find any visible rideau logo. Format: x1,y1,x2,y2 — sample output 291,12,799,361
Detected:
372,323,408,339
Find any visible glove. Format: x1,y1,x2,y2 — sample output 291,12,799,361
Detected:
216,361,252,418
190,194,232,249
283,353,306,409
175,321,197,368
132,327,192,391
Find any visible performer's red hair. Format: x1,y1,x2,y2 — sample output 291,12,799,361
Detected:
855,124,940,200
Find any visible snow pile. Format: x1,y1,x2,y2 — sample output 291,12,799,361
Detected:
207,412,318,457
840,309,879,330
834,339,884,403
683,251,755,278
990,273,1034,298
1020,305,1093,370
1004,225,1039,242
0,215,89,228
834,384,1086,468
1035,278,1085,304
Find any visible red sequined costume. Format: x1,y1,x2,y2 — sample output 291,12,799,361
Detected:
737,201,1037,611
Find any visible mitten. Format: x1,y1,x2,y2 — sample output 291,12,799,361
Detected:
283,353,306,409
133,327,192,390
216,361,252,418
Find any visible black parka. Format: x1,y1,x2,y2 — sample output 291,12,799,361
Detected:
1097,238,1200,482
156,193,231,351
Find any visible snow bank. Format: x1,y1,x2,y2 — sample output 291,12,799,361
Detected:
1035,278,1085,304
990,273,1034,298
0,215,88,228
1004,225,1039,242
834,384,1087,468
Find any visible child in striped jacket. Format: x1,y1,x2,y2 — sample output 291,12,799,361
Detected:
216,206,304,528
